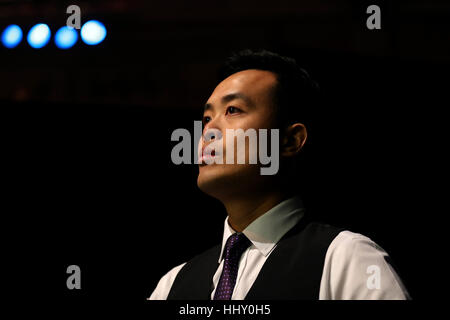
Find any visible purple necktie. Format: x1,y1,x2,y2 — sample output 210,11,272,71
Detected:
213,232,251,300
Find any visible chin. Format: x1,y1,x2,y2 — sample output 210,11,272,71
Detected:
197,164,261,199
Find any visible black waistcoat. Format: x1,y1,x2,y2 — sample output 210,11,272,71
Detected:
167,218,342,300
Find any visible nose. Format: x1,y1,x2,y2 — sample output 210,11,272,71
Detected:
202,116,222,142
203,126,222,143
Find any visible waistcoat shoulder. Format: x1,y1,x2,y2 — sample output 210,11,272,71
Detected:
167,243,220,300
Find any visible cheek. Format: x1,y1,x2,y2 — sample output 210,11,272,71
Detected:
223,112,277,146
242,109,277,130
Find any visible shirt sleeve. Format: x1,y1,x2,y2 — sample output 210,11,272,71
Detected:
148,262,186,300
319,231,410,300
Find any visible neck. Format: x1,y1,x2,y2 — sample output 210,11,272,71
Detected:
222,189,291,232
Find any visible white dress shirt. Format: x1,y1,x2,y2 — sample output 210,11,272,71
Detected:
149,196,410,300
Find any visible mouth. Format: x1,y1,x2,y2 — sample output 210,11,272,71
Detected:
199,148,221,166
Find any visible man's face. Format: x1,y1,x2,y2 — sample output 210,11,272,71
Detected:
197,69,279,200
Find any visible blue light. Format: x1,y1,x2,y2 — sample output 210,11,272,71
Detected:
81,20,106,45
1,24,23,48
27,23,51,48
54,26,78,49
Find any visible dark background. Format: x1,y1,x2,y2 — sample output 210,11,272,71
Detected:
1,0,448,305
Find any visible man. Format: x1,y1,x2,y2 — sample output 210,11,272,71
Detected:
149,49,410,300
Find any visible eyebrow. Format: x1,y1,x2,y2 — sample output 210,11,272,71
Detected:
203,92,253,112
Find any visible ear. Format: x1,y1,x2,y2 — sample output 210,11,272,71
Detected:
280,123,307,157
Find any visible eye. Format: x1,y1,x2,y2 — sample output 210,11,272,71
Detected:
203,115,211,125
226,106,241,115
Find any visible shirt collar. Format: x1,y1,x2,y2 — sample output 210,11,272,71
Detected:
218,195,305,263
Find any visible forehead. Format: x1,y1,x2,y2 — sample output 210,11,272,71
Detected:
208,69,278,105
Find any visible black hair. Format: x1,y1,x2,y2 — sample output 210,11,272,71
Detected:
218,49,319,129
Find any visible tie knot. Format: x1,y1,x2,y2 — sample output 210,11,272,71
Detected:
224,232,251,259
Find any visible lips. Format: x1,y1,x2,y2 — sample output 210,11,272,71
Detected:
199,143,221,165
